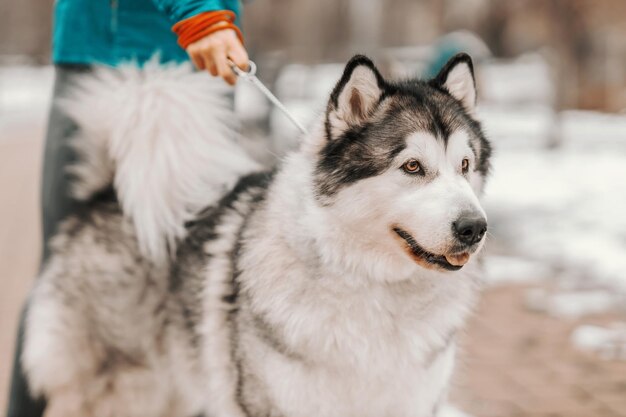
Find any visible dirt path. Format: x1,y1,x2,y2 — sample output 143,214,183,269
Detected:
453,285,626,417
0,131,43,413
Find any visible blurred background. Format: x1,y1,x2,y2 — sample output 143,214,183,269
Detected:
1,0,626,416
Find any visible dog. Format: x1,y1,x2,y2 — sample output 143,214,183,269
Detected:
23,53,491,417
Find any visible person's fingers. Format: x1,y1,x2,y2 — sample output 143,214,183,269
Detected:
191,53,205,70
214,47,237,85
187,47,205,70
199,50,218,76
184,28,248,85
227,38,249,72
208,62,218,77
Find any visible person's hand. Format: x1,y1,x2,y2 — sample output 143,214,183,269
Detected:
186,22,249,85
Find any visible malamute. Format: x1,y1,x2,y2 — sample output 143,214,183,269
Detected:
23,53,491,417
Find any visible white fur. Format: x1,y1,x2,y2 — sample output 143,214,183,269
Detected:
298,126,485,282
24,59,488,417
201,198,256,417
61,59,261,261
23,236,177,417
391,130,486,254
22,264,88,397
204,116,484,416
337,66,381,122
328,65,382,139
442,63,476,114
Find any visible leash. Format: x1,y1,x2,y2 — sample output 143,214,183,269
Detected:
229,59,308,134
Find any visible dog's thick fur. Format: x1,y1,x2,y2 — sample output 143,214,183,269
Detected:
23,54,491,417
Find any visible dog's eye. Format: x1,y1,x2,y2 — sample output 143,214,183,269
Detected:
403,159,422,174
461,158,470,174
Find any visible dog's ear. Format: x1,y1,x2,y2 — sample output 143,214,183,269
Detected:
431,53,476,113
325,55,385,140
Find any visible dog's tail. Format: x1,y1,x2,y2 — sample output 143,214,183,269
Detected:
60,58,262,262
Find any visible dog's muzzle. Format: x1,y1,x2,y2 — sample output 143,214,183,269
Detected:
393,227,466,271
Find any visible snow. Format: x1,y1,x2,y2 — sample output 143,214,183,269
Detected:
269,63,343,150
559,110,626,147
480,53,555,105
571,324,626,361
438,404,474,417
0,65,53,141
476,56,626,358
478,104,556,146
482,255,552,285
0,65,53,112
483,133,626,292
525,288,623,319
234,79,271,122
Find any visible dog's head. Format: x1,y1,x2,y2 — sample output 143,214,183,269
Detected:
311,54,491,273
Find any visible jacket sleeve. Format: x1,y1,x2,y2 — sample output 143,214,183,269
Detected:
152,0,241,23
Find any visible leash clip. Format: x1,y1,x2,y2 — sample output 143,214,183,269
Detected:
229,60,257,79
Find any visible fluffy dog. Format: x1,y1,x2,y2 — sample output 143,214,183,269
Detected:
23,53,491,417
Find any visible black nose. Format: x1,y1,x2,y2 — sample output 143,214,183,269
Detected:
452,215,487,246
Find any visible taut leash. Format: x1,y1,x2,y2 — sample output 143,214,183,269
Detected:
229,59,308,134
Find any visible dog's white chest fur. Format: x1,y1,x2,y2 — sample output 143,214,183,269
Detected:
263,344,456,417
215,199,481,417
194,152,483,417
249,277,467,417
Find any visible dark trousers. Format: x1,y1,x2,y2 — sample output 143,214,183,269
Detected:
6,64,91,417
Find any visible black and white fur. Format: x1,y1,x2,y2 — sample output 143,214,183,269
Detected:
23,54,491,417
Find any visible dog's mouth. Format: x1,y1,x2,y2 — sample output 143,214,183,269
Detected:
392,227,469,272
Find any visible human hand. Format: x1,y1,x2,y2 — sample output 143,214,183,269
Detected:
186,22,249,85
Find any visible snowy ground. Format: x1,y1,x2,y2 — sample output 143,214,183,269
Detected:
0,65,53,143
483,111,626,360
483,130,626,291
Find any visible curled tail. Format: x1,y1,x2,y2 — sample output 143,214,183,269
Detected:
60,58,261,261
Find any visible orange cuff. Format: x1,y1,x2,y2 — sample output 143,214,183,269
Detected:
172,10,244,50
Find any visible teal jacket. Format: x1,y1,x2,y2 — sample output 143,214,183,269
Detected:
53,0,241,66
